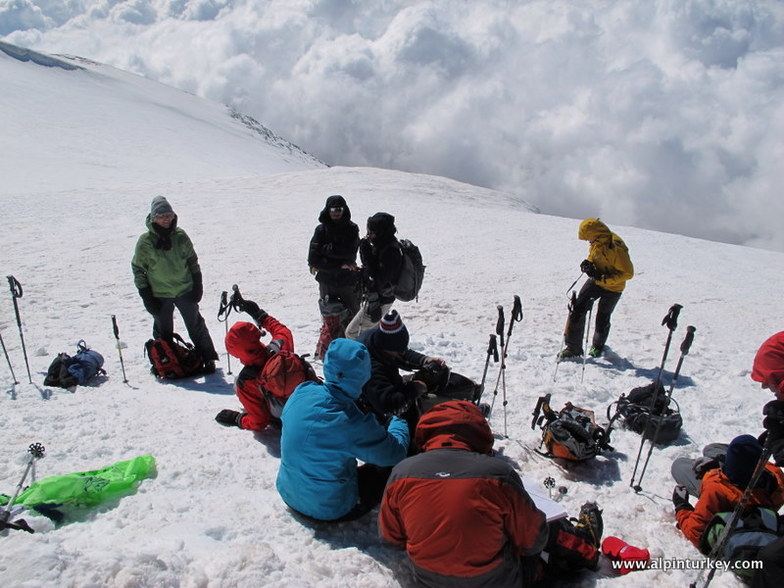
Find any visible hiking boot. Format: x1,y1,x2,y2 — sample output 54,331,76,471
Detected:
557,348,583,360
202,360,216,374
588,346,603,358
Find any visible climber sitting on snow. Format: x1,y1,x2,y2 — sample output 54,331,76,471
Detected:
215,299,313,431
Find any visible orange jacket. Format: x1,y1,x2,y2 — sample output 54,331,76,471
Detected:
676,464,784,549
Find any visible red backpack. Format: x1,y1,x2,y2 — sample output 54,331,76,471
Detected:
145,334,203,379
259,351,320,418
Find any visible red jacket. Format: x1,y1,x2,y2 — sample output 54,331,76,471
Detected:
224,317,294,431
676,464,784,549
379,401,548,587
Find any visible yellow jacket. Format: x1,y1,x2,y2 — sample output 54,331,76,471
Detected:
579,219,634,293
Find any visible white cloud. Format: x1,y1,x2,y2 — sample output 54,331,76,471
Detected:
2,0,783,249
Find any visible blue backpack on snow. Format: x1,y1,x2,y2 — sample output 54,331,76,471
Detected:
44,340,106,388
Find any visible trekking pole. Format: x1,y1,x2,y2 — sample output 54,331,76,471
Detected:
110,315,128,384
580,302,594,383
217,291,232,375
475,334,498,403
489,305,505,410
1,330,19,385
633,326,696,491
630,303,683,489
565,272,584,295
690,433,775,588
0,442,45,532
6,276,32,384
500,296,523,437
553,290,578,382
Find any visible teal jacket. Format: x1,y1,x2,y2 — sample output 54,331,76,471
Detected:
131,215,200,298
276,339,409,521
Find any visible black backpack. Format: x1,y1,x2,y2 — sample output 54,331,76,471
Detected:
532,394,613,461
44,341,106,389
393,239,425,302
546,502,604,574
607,382,683,444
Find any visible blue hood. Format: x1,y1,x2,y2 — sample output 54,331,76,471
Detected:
323,339,371,399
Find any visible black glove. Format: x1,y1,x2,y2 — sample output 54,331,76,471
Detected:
672,485,693,512
692,456,720,479
368,302,383,323
215,409,243,428
138,287,161,315
580,259,601,280
763,400,784,443
241,300,268,324
189,272,203,303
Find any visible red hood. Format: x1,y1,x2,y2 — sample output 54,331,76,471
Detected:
752,331,784,390
415,400,493,454
225,322,269,367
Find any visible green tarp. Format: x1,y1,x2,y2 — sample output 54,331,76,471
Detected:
1,455,156,519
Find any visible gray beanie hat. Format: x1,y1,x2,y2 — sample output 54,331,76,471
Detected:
150,195,174,217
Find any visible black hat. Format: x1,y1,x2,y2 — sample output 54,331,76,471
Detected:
723,434,763,487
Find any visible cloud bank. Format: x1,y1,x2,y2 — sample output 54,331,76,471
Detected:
3,0,784,250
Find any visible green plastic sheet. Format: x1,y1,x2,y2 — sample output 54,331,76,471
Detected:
1,455,156,514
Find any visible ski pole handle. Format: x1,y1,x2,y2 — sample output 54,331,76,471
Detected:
511,295,523,322
111,315,120,340
218,291,230,320
6,275,23,299
681,326,696,355
496,305,505,349
662,303,683,332
488,334,498,362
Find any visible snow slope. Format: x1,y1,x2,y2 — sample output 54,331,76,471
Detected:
1,43,783,588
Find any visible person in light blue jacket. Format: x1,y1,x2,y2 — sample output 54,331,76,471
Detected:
276,338,410,522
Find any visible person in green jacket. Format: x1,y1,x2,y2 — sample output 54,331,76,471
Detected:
132,196,218,373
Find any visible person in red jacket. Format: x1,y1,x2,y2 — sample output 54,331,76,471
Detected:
214,299,295,431
379,400,549,587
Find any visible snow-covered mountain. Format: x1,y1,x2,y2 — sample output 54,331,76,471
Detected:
1,42,782,587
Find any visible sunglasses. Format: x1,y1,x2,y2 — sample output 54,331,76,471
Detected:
329,206,344,212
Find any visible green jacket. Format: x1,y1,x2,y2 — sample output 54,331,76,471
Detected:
132,216,200,298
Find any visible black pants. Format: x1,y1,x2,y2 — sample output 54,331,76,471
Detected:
153,295,218,361
565,280,622,352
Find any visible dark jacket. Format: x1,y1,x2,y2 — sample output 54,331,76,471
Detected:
358,328,427,418
308,195,360,287
380,401,549,587
361,212,403,304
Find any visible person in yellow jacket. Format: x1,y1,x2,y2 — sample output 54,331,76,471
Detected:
558,218,634,359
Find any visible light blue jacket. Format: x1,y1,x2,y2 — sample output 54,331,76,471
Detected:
276,339,409,521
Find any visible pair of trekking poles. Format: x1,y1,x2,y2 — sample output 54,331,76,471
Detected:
629,304,696,492
476,295,523,438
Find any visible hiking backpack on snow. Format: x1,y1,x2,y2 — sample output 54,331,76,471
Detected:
531,394,613,461
393,238,425,302
607,382,683,444
259,350,321,419
44,340,105,389
144,333,203,379
545,501,605,574
700,507,781,580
